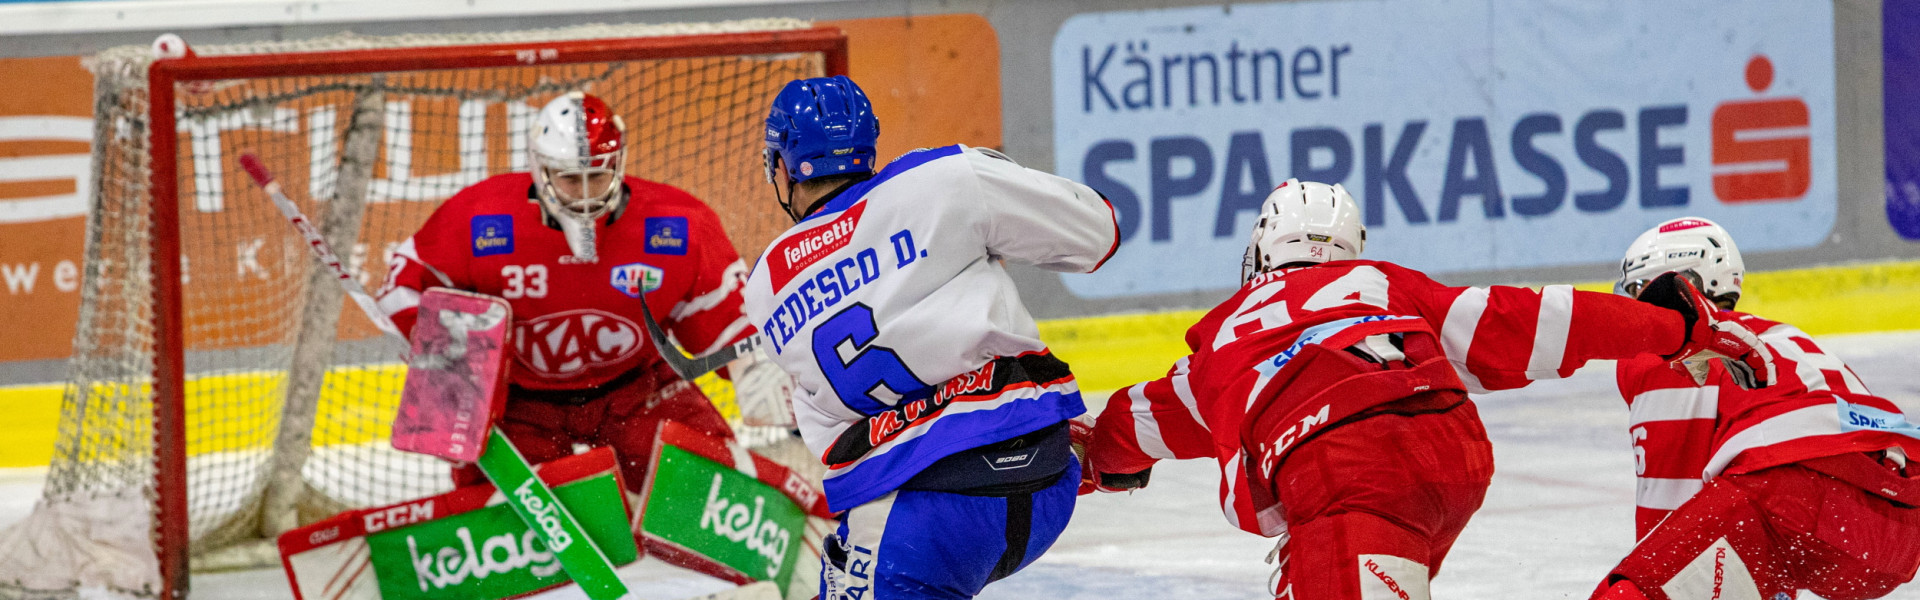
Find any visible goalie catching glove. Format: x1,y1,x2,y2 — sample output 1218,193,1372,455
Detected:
1069,415,1152,495
1633,272,1776,389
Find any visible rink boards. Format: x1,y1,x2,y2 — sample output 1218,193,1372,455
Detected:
0,258,1916,469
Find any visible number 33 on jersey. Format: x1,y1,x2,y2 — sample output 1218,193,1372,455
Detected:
377,173,753,391
741,145,1120,511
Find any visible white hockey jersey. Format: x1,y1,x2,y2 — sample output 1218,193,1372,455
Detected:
741,145,1119,511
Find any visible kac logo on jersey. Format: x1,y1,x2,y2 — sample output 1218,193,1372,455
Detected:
512,310,642,377
470,215,514,257
645,216,689,255
610,262,664,298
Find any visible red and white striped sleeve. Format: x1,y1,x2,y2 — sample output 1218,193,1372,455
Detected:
1386,266,1687,393
1087,356,1218,476
374,206,467,341
664,203,754,356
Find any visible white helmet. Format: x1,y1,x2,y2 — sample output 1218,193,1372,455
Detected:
1615,217,1745,305
1241,178,1366,282
529,91,627,260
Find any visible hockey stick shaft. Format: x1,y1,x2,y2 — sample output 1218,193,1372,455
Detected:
633,290,745,381
238,153,405,341
476,427,631,600
242,154,635,600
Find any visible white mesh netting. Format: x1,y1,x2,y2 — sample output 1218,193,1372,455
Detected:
1,20,825,599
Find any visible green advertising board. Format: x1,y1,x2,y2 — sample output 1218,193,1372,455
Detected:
363,471,637,599
644,445,809,591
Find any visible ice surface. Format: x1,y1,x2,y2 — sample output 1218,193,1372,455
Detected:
1,331,1916,599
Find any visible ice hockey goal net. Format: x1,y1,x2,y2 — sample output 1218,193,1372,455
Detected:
0,20,843,600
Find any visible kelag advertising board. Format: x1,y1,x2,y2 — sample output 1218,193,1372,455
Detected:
1053,0,1837,299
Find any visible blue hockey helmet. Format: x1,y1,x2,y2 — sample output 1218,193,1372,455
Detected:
764,75,879,184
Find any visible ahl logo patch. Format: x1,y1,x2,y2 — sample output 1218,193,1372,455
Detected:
470,215,514,256
610,262,664,298
645,216,689,255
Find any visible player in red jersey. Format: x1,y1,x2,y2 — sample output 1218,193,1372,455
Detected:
1590,217,1920,600
375,92,779,492
1075,179,1776,600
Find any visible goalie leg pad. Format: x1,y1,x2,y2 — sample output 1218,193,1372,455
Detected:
819,462,1078,600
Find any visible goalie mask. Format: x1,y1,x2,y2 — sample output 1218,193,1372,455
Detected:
1616,217,1745,307
530,92,627,261
1241,178,1366,283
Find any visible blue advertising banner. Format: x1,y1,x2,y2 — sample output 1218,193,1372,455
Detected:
1888,0,1920,241
1053,0,1837,299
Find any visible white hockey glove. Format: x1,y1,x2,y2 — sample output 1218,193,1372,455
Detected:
1634,272,1776,389
725,342,797,428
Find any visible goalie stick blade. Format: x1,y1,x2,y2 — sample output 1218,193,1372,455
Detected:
393,288,512,463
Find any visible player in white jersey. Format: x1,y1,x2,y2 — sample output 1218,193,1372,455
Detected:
740,76,1120,599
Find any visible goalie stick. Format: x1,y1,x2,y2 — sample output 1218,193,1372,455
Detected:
240,154,632,600
241,154,404,341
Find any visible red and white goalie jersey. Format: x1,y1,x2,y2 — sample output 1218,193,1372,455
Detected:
1618,311,1920,538
376,173,751,390
1089,260,1690,536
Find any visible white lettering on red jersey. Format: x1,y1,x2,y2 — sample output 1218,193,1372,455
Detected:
740,145,1120,512
1617,312,1920,538
1088,261,1690,536
375,173,751,390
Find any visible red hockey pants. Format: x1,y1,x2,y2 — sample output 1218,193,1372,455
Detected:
1271,392,1495,600
452,362,735,493
1592,453,1920,600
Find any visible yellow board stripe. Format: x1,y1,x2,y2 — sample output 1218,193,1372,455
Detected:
3,259,1918,469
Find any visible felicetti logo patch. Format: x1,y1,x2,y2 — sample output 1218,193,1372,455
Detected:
766,201,866,290
610,262,664,298
471,215,514,256
645,216,689,255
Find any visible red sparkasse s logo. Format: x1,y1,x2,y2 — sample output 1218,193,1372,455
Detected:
512,309,642,377
767,201,866,291
1711,55,1811,203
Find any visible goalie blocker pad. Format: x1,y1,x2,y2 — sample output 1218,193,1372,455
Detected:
277,448,638,600
393,288,512,463
636,422,833,600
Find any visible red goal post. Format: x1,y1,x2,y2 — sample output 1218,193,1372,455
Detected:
1,21,845,600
